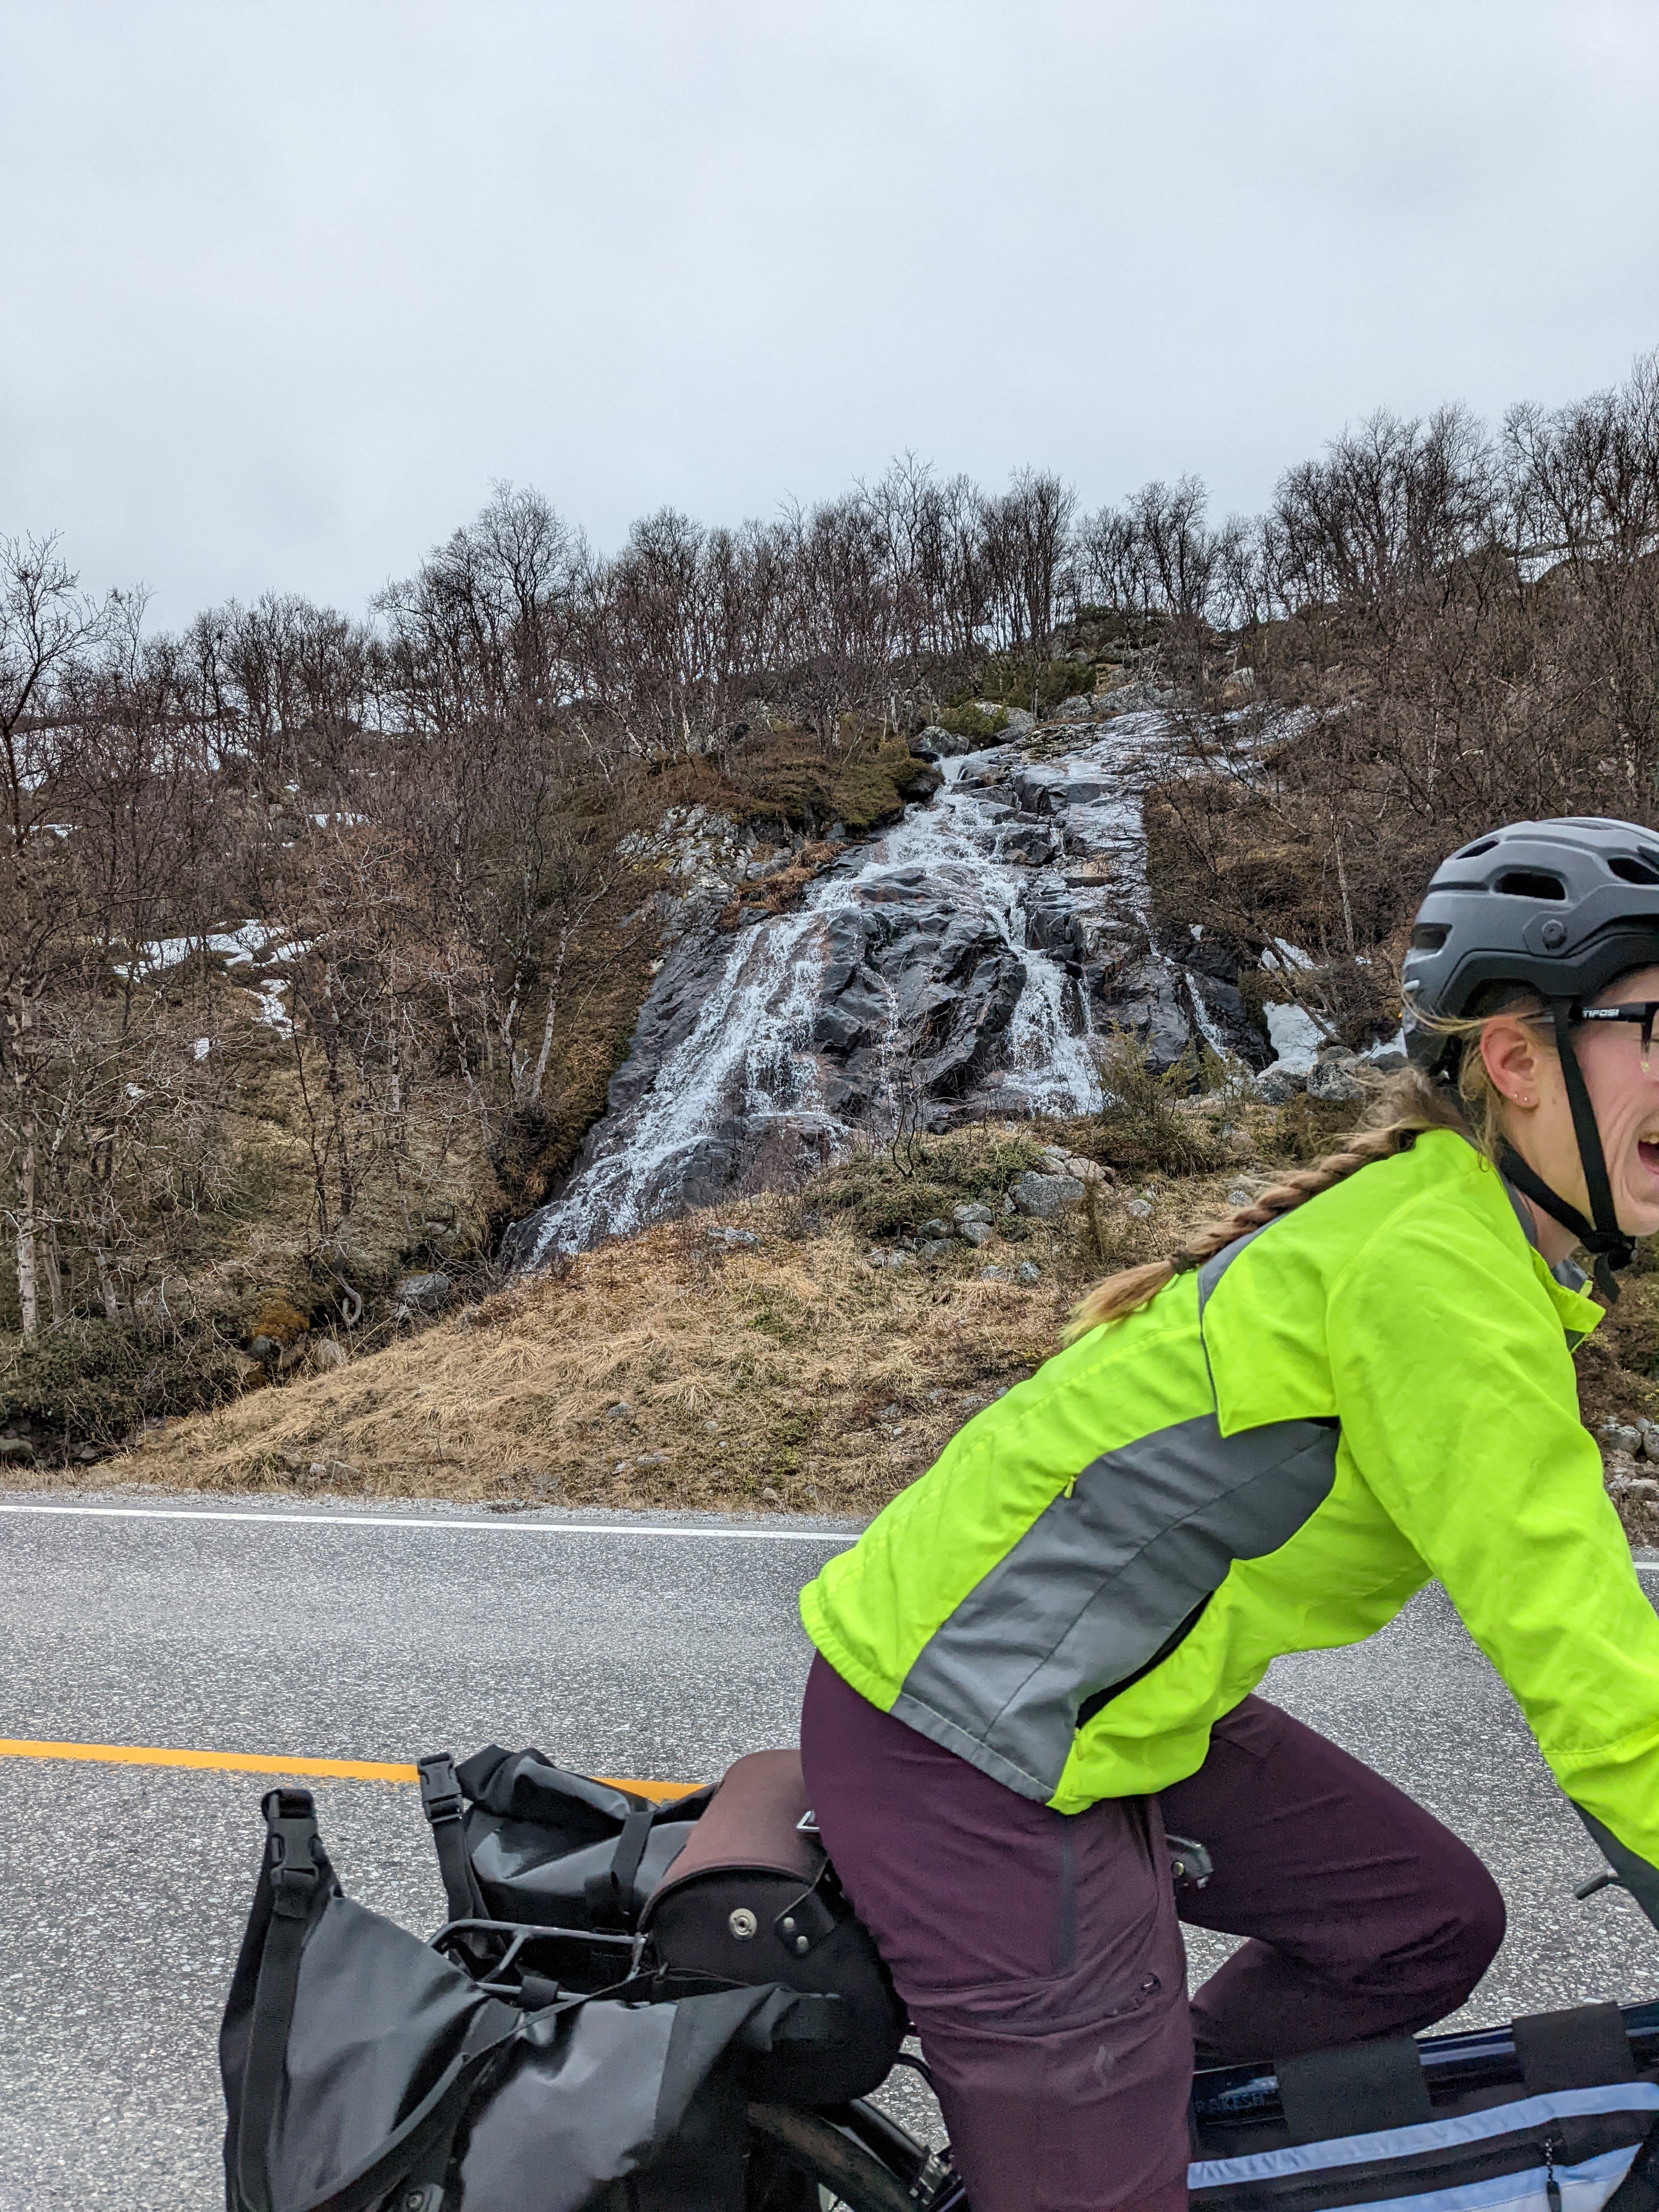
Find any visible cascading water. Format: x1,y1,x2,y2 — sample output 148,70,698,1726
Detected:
506,706,1259,1268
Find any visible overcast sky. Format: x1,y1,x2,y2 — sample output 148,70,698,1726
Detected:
5,1,1658,627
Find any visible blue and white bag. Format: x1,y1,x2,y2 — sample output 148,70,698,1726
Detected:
1188,2006,1659,2210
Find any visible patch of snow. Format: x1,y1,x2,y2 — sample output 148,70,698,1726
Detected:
1264,939,1314,972
115,918,287,979
248,977,292,1035
193,1037,211,1062
1265,1002,1324,1074
1364,1026,1408,1061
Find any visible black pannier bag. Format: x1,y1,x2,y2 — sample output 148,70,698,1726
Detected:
417,1746,716,1939
221,1787,841,2212
1186,2007,1659,2210
419,1746,906,2107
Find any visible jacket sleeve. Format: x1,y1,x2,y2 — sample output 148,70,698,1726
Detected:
1327,1198,1659,1891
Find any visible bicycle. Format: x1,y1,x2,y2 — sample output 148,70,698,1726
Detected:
431,1905,1659,2212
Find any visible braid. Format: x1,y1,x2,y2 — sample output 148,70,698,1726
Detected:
1067,1068,1468,1339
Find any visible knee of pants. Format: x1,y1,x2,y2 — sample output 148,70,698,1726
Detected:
1442,1861,1506,1996
1379,1858,1506,2009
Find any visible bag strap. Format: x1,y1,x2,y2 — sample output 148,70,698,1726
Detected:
295,1998,526,2212
585,1803,657,1928
233,1790,334,2212
1514,2001,1637,2092
1274,2036,1431,2145
418,1754,488,1925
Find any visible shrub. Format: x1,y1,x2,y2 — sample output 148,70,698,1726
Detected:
934,701,1008,742
0,1320,247,1452
804,1128,1046,1239
1087,1034,1229,1175
971,657,1096,713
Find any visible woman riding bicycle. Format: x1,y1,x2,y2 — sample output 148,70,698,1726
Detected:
798,817,1659,2212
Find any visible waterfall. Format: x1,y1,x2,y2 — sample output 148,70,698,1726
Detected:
509,707,1254,1266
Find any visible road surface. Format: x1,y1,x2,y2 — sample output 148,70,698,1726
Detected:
2,1493,1657,2209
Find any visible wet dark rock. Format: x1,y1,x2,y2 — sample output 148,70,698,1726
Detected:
1001,822,1058,866
910,724,1001,761
1097,956,1198,1074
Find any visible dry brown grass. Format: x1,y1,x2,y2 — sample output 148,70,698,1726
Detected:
83,1162,1257,1515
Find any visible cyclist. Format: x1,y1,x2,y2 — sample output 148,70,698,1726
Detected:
798,817,1659,2212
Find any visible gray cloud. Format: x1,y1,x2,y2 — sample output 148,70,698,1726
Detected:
3,0,1657,624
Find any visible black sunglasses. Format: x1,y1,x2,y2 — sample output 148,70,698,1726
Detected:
1575,1001,1659,1071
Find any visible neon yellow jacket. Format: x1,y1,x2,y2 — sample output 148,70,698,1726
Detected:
801,1130,1659,1876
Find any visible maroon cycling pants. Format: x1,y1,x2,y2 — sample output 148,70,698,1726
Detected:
799,1655,1504,2212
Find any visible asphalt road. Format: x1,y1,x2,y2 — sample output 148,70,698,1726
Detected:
3,1494,1659,2210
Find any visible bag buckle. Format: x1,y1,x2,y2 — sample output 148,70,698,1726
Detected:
263,1788,322,1917
417,1752,466,1828
1166,1833,1213,1888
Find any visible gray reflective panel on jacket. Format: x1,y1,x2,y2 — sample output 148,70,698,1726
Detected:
893,1410,1340,1802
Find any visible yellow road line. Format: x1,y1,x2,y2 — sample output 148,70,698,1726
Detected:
0,1736,699,1798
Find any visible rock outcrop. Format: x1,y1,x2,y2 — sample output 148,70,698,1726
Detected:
505,702,1272,1267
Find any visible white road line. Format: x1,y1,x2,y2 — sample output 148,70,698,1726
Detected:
0,1501,853,1542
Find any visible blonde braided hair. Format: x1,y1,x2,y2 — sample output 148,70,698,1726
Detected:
1067,1064,1482,1338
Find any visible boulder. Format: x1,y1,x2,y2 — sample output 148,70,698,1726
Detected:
1254,1065,1304,1104
1305,1056,1370,1104
1605,1421,1644,1458
957,1219,995,1249
1011,1170,1084,1218
0,1436,35,1464
952,1202,993,1223
397,1271,453,1312
910,724,994,761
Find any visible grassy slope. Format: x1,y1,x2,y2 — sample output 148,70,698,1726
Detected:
54,1095,1659,1539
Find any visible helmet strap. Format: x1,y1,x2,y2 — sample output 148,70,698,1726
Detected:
1496,999,1635,1302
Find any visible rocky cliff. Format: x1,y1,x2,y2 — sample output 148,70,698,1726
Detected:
505,696,1270,1267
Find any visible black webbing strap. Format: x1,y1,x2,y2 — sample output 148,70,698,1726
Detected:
1514,2001,1637,2092
1607,2119,1659,2211
1274,2038,1431,2146
418,1754,487,1925
235,1790,330,2212
1497,1002,1638,1303
585,1804,656,1928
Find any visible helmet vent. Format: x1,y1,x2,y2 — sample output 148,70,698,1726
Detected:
1494,869,1566,901
1409,924,1450,951
1457,836,1499,859
1609,855,1659,885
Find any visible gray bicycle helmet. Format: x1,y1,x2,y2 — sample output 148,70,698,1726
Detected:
1402,816,1659,1296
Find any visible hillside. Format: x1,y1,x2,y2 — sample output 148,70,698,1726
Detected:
48,1098,1659,1548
